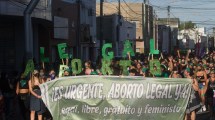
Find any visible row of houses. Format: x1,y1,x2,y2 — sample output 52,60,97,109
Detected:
1,1,213,72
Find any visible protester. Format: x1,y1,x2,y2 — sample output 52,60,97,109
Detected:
129,69,137,76
28,70,45,120
169,67,182,78
184,68,201,120
16,73,30,120
63,69,70,77
84,60,94,75
0,88,4,120
49,69,57,80
206,70,215,119
136,62,143,76
0,71,17,120
39,69,45,78
195,64,208,111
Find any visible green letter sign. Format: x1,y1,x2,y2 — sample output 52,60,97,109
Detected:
71,59,82,75
57,43,69,59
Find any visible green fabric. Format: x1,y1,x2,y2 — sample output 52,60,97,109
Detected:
23,59,34,77
40,76,192,120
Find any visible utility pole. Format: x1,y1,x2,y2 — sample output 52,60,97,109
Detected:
143,0,148,53
167,6,170,25
116,0,121,56
77,0,81,59
99,0,104,57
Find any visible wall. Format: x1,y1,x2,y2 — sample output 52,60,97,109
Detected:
0,0,52,21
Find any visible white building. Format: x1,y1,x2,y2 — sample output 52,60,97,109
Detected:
178,27,207,49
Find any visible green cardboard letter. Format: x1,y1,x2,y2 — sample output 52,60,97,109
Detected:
101,59,113,75
122,40,135,58
150,39,159,54
71,59,82,75
102,43,114,60
59,65,69,77
119,60,131,76
57,43,69,59
40,47,49,62
23,59,34,77
149,59,161,76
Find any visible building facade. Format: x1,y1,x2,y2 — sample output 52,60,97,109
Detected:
96,14,136,56
96,2,154,54
0,0,52,72
52,0,97,62
157,18,180,53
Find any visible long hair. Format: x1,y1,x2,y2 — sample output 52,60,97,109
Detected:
30,72,42,88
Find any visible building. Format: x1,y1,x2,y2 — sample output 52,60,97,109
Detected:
0,0,52,72
96,14,136,56
158,25,171,53
157,18,180,53
178,27,208,55
52,0,97,62
96,2,154,54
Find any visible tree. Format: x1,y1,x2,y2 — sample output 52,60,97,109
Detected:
179,21,196,31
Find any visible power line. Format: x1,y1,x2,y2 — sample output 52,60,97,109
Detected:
121,0,142,15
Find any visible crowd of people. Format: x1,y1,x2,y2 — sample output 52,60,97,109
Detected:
0,49,214,120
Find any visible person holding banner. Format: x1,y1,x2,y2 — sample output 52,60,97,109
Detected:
169,67,182,78
63,69,71,77
49,69,57,81
28,70,45,120
136,62,144,76
184,68,201,120
84,61,94,75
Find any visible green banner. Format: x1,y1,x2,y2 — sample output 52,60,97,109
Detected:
40,76,192,120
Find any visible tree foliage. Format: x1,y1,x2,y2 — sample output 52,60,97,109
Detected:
179,21,196,31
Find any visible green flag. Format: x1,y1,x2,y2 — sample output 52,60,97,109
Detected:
23,59,34,77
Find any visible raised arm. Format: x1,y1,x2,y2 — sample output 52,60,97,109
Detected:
177,50,181,58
